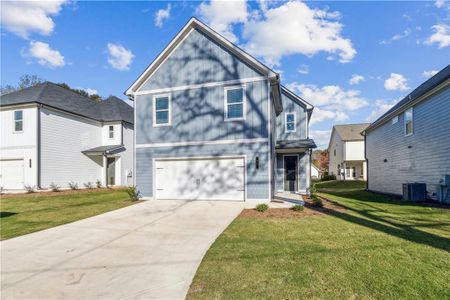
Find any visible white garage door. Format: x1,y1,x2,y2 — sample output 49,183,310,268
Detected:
155,157,245,201
0,159,24,190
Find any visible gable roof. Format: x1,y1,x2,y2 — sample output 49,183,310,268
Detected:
281,85,314,120
125,17,279,96
364,64,450,134
0,82,133,124
333,123,370,142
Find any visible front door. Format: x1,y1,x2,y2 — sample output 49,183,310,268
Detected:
284,156,298,192
107,157,116,186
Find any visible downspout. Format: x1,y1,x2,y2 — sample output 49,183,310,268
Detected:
364,131,369,191
36,104,42,189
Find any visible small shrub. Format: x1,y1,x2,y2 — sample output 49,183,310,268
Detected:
126,186,141,201
310,194,323,207
255,203,269,212
321,174,336,181
84,182,93,189
68,181,78,190
291,204,304,212
49,182,61,192
96,180,102,188
24,185,36,193
310,183,317,194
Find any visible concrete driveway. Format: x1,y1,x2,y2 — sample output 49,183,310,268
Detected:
1,200,244,299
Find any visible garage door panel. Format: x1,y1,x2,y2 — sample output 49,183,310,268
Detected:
0,159,24,190
155,158,245,201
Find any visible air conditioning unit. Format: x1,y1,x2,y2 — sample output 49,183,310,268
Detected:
403,183,426,202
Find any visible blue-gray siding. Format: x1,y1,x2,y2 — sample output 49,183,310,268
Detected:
136,142,270,199
136,80,269,144
276,91,308,141
366,87,450,202
275,153,308,192
140,29,263,91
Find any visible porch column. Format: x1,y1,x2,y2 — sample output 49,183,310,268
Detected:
342,162,346,180
102,155,108,187
363,161,367,181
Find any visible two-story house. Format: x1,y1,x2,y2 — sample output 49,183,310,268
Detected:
126,18,316,202
0,82,134,190
364,65,449,203
327,123,370,180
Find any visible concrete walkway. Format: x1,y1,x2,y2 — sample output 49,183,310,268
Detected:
1,200,244,300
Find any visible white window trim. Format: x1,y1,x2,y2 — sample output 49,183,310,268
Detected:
108,125,114,139
224,85,246,121
404,107,413,136
285,112,296,133
153,93,172,127
13,110,23,133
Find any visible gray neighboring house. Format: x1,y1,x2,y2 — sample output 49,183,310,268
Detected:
363,65,450,203
126,18,316,202
0,82,134,190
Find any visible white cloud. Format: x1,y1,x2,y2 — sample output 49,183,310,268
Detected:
154,4,171,28
107,43,134,71
310,130,333,148
384,73,409,91
380,28,411,45
349,74,364,85
80,88,98,96
424,24,450,48
0,0,67,38
310,107,349,125
366,99,397,122
288,83,369,111
422,70,439,78
197,0,248,43
298,64,309,75
242,1,356,66
435,0,449,8
26,41,65,68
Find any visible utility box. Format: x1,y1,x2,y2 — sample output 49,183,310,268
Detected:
403,183,427,202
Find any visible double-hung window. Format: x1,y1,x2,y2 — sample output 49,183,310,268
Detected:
285,112,296,132
225,86,245,120
404,107,413,136
153,94,171,126
109,125,114,139
14,110,23,132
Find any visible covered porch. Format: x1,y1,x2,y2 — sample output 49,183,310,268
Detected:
274,139,316,195
338,160,367,181
82,145,125,187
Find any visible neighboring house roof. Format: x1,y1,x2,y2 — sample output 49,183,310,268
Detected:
311,163,323,172
276,139,317,149
333,123,370,141
0,82,133,124
364,64,450,134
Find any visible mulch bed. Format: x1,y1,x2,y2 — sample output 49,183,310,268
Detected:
1,187,126,199
240,195,346,219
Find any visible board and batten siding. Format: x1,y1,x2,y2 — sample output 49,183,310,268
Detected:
139,29,263,91
136,142,270,200
136,80,269,144
276,91,308,141
40,108,103,188
366,87,450,202
120,122,134,186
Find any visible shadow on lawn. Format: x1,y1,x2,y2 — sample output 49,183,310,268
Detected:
0,212,17,218
313,190,450,253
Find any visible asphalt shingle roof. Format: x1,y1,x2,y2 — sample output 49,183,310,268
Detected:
276,139,317,149
334,123,370,141
0,82,133,124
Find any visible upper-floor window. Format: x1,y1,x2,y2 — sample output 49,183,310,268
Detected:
153,94,171,126
285,112,296,132
404,108,413,136
109,125,114,139
224,86,245,121
14,110,23,132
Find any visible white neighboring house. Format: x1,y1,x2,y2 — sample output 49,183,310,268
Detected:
311,163,323,180
0,82,134,190
327,123,370,181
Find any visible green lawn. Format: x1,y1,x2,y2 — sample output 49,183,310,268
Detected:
0,189,134,240
188,180,450,299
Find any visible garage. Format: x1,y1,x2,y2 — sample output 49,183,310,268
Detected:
155,157,245,201
0,159,24,190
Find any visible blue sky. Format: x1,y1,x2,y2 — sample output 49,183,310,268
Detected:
1,0,449,148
